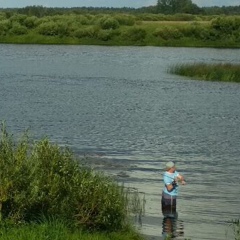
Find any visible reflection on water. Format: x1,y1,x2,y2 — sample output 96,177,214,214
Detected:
162,208,184,239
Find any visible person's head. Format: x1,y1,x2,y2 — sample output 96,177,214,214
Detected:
165,161,176,172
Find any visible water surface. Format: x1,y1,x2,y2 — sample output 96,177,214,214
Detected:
1,44,240,239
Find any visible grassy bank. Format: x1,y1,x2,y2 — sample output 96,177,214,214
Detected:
170,63,240,83
0,123,143,239
0,219,142,240
0,12,240,47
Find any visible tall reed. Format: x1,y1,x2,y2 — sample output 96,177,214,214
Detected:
169,63,240,83
228,219,240,240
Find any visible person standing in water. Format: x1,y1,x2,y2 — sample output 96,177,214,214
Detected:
161,161,186,213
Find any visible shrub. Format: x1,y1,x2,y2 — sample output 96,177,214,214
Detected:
0,125,130,231
153,27,183,40
179,25,211,40
9,14,28,25
122,27,147,42
76,15,89,25
9,22,28,35
99,16,120,30
74,26,99,39
211,17,240,34
0,20,11,36
23,16,38,29
0,12,7,21
114,14,135,26
37,21,58,36
97,30,115,41
37,21,69,36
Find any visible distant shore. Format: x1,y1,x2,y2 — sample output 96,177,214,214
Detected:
0,12,240,48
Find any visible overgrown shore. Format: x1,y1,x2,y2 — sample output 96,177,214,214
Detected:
0,10,240,48
0,124,144,239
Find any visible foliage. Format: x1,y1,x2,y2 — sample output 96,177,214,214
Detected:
121,27,147,43
114,14,135,26
0,12,240,47
169,63,240,83
1,3,240,17
211,16,240,34
23,16,38,29
74,26,99,38
9,14,28,25
156,0,201,14
0,218,143,240
37,21,69,36
9,22,28,35
153,27,183,40
99,16,120,30
0,124,132,231
0,20,11,36
97,29,119,41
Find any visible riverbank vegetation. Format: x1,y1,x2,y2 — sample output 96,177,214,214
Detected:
170,63,240,83
0,124,144,239
0,219,142,240
0,6,240,47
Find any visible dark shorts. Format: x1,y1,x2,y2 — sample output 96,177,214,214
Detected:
161,191,177,214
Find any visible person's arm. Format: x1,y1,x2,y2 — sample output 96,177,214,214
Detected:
166,182,176,192
177,174,186,185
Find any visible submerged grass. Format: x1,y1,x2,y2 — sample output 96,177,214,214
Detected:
169,63,240,83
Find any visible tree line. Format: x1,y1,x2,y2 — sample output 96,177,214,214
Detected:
0,2,240,17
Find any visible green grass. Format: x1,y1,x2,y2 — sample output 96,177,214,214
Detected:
169,63,240,83
0,218,143,240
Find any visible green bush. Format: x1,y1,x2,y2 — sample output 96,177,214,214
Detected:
23,16,38,29
211,17,240,34
37,21,69,36
153,27,183,40
9,14,28,25
122,27,147,42
97,29,115,41
0,12,7,21
114,14,135,26
99,16,120,30
75,15,89,25
74,26,99,39
0,20,11,36
9,22,28,35
0,125,129,231
179,25,211,40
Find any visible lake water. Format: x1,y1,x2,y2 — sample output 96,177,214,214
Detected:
1,44,240,240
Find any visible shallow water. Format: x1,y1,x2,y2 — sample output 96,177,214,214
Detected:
1,44,240,240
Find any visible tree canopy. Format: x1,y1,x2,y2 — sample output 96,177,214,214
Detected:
156,0,201,14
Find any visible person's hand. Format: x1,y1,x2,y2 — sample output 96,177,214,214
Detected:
181,180,186,185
